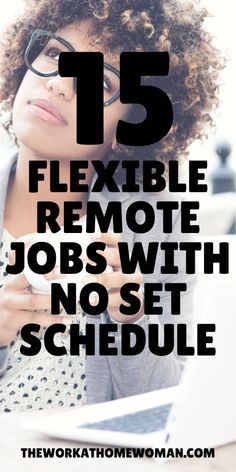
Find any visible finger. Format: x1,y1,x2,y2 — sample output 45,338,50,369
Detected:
87,288,121,307
83,247,121,268
87,289,117,307
8,234,35,265
83,271,143,290
107,286,143,309
5,293,52,311
107,289,123,308
90,231,122,246
4,272,31,292
44,266,67,281
107,287,144,323
100,247,121,267
119,288,144,307
8,249,16,266
14,311,73,329
88,282,143,311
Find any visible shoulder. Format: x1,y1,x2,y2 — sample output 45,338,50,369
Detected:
0,153,18,237
0,153,17,184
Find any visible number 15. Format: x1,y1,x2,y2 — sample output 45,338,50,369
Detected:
59,51,173,146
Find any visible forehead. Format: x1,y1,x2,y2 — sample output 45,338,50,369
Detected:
56,20,120,68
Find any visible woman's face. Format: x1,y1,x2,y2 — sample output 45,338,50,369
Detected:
12,20,129,161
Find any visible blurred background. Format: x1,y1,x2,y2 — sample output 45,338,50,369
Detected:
0,0,236,234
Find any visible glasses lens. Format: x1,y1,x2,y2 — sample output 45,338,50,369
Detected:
103,66,120,105
25,31,120,104
26,32,70,76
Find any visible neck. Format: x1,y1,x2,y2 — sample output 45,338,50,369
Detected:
4,145,96,238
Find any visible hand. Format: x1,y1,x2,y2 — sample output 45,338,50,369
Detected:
0,242,72,347
84,231,144,323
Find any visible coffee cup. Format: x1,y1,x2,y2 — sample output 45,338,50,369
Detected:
23,219,112,300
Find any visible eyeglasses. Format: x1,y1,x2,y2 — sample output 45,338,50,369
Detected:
24,29,120,106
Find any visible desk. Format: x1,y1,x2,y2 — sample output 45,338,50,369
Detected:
0,410,236,472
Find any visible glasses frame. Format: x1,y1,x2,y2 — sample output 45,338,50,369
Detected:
24,29,120,106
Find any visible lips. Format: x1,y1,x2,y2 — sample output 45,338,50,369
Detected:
28,98,67,125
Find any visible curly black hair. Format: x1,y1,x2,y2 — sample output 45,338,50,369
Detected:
0,0,224,176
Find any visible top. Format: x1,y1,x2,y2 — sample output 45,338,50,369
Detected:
0,227,87,413
0,153,196,407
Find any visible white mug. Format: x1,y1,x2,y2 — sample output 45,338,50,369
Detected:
23,219,112,300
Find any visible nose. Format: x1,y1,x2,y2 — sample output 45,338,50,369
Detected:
46,74,75,101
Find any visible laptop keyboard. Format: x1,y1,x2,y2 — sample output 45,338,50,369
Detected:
80,403,172,434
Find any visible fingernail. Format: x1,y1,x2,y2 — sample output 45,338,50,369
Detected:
91,232,102,239
62,317,73,326
90,292,98,305
83,275,97,283
90,297,98,305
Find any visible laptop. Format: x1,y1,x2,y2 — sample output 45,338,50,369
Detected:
23,237,236,451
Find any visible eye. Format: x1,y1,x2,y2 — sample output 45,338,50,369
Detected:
44,46,61,60
103,75,112,92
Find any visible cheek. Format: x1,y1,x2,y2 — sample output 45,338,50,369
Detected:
103,118,117,142
12,93,25,137
12,73,32,125
14,71,32,103
103,104,130,142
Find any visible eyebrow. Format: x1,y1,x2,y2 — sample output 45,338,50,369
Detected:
56,31,120,69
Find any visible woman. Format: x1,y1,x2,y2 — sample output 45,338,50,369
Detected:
0,0,223,412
